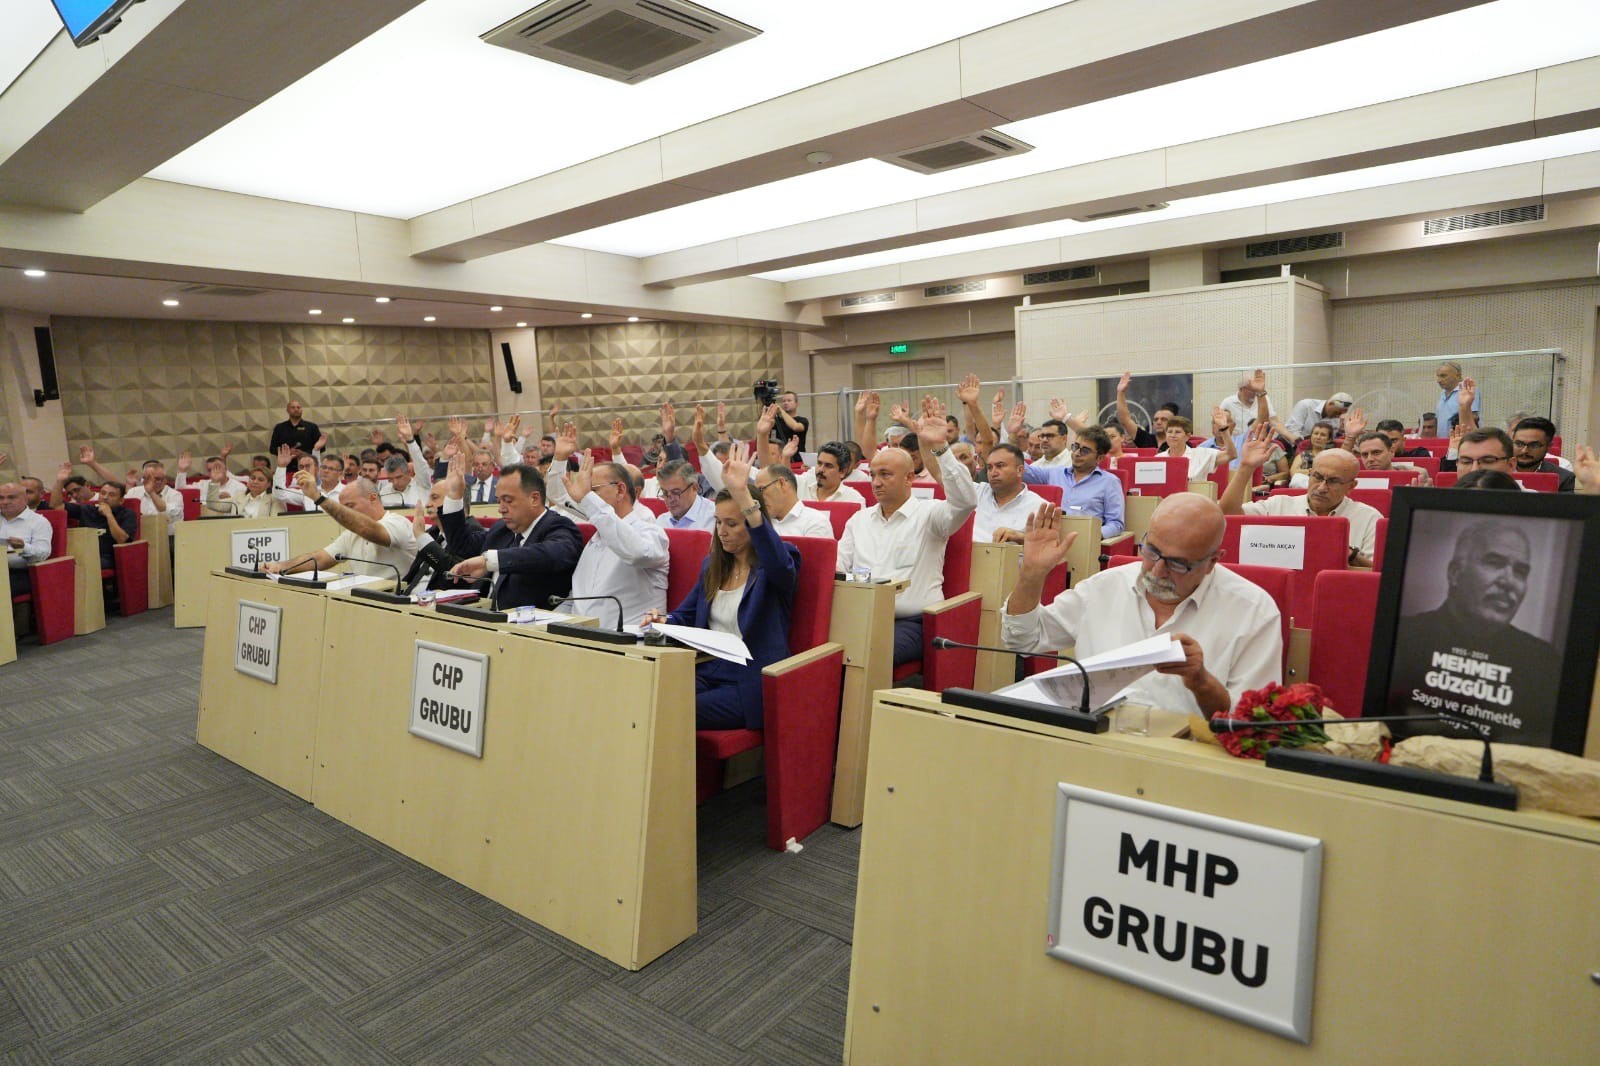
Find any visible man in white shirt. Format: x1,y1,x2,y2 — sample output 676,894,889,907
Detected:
754,464,834,538
1,481,54,594
124,461,185,531
1218,368,1276,432
272,448,344,510
1002,494,1281,716
796,442,866,506
974,444,1050,543
378,456,427,508
1031,419,1074,468
1221,425,1382,566
546,453,669,629
264,474,418,583
1284,393,1353,440
838,399,979,665
654,459,716,531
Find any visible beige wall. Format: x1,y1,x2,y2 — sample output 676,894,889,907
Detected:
0,309,66,484
48,318,495,476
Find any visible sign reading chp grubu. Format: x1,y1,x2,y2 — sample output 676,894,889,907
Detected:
230,527,289,570
235,600,282,684
409,641,489,757
1046,786,1322,1043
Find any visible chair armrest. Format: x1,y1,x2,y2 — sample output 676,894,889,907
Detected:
763,641,845,677
761,642,845,850
922,590,981,617
1102,532,1134,549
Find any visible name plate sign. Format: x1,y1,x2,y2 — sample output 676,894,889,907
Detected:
409,640,488,757
1237,523,1306,570
231,527,288,570
1046,786,1322,1043
235,600,281,684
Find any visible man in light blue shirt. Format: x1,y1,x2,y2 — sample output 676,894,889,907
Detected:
1434,361,1480,433
1022,425,1124,537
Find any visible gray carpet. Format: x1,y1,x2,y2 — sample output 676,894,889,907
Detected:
0,610,857,1064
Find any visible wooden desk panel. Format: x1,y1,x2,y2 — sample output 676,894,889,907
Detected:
846,689,1600,1063
143,515,172,609
0,561,15,666
971,542,1022,692
828,580,904,827
66,528,106,636
174,513,340,627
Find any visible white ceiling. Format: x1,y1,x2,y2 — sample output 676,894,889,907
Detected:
0,1,62,96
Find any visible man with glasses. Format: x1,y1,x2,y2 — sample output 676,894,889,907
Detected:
1022,426,1125,537
654,459,716,531
545,445,669,628
1002,495,1281,716
1032,419,1074,468
1510,417,1575,492
1221,424,1381,566
754,464,833,538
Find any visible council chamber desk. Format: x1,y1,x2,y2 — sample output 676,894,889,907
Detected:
174,512,340,627
197,570,698,970
845,688,1600,1063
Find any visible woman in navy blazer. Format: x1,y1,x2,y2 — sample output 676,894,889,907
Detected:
644,442,799,730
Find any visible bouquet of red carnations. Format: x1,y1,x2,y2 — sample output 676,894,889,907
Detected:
1214,682,1333,759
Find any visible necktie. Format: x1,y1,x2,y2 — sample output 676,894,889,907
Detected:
474,482,484,503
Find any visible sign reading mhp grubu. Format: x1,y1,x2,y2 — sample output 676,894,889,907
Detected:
1046,786,1322,1043
409,641,489,757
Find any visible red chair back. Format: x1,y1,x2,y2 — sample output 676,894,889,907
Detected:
1308,570,1382,717
1030,484,1064,507
1124,455,1189,497
40,508,69,557
1372,517,1388,570
588,446,613,462
1432,471,1559,492
477,516,497,529
683,448,701,473
576,522,596,546
1348,488,1391,518
637,497,668,516
1352,469,1419,489
1123,447,1158,457
1403,455,1441,478
1408,437,1451,457
941,513,975,596
178,487,201,521
1221,514,1349,626
621,445,644,467
809,499,859,539
1550,435,1563,456
780,536,837,654
665,527,712,610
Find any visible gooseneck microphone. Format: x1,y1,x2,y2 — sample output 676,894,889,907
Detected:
547,593,626,632
932,636,1094,717
335,554,403,595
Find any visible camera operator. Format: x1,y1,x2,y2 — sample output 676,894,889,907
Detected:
757,382,809,454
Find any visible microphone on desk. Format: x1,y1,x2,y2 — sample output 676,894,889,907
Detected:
543,593,638,646
547,593,626,633
335,554,403,595
931,636,1094,717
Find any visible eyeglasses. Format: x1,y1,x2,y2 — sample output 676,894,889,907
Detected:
1069,443,1098,454
660,487,691,501
1137,540,1215,576
591,479,623,493
1511,440,1547,452
1306,471,1354,486
1456,454,1510,468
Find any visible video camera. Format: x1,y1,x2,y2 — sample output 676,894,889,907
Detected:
753,379,782,406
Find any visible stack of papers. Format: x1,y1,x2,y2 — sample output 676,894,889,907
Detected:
503,606,572,626
645,623,752,664
997,634,1185,711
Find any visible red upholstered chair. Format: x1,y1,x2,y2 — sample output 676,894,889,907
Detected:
477,516,497,529
588,446,613,462
1030,484,1064,507
683,447,701,473
1348,488,1392,518
696,535,845,850
1023,559,1073,677
1221,514,1349,627
891,513,982,690
103,505,149,617
637,497,668,517
809,499,859,539
576,522,596,546
177,487,202,521
1101,555,1292,675
1550,435,1563,456
1352,469,1420,489
664,528,711,611
621,445,645,467
1510,471,1559,492
1308,570,1382,717
1404,455,1441,479
1410,437,1451,457
13,509,76,645
1122,455,1190,497
1372,517,1388,570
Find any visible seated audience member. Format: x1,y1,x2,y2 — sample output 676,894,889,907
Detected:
124,460,185,530
1022,425,1124,537
1103,423,1128,464
1002,495,1281,715
464,450,498,504
944,414,964,445
975,444,1050,544
1,480,57,592
51,463,134,568
1115,371,1179,448
1455,470,1522,491
1284,391,1353,440
1444,427,1514,475
1289,420,1338,486
950,442,982,481
1160,417,1222,480
359,455,382,483
655,459,716,531
398,481,458,592
753,464,833,538
441,463,582,609
273,447,344,509
263,474,418,580
205,467,279,518
378,456,426,508
1218,368,1274,432
1222,425,1381,566
838,399,978,666
194,453,249,511
1510,416,1575,491
1197,407,1241,468
1419,411,1438,437
53,474,91,506
21,476,50,510
342,454,360,481
545,447,669,628
798,442,866,506
1031,419,1074,468
642,444,800,730
1349,418,1430,481
1376,418,1433,459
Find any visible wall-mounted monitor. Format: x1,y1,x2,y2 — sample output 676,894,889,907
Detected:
49,0,142,46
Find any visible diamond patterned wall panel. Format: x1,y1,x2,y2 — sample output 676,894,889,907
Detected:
50,317,496,475
537,321,783,444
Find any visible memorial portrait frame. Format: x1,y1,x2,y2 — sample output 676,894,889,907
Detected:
1363,487,1600,755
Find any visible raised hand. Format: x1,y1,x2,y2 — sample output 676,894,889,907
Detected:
888,402,916,430
608,417,625,452
990,389,1006,428
1573,445,1600,495
1006,401,1027,438
554,422,580,462
1049,398,1068,422
916,395,950,452
412,503,428,538
0,452,8,469
723,439,753,487
956,373,981,407
660,401,677,439
862,391,880,419
293,469,319,498
483,416,496,437
756,404,778,437
781,435,799,461
440,438,460,463
1211,405,1230,436
447,415,467,441
370,427,385,447
1250,368,1267,394
396,414,414,442
1019,504,1077,577
79,444,95,464
56,460,73,483
693,404,705,433
1118,370,1132,394
1239,422,1275,468
219,442,233,461
1342,406,1366,438
1447,423,1464,454
563,452,594,502
502,415,522,443
177,451,193,475
1458,377,1476,412
715,401,728,433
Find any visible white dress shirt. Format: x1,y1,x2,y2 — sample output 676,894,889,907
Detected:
1241,492,1381,560
205,488,278,518
378,479,426,509
1219,392,1277,431
406,440,435,489
3,508,53,567
565,493,669,628
1002,563,1282,715
771,500,834,539
972,485,1050,543
1033,449,1073,469
796,469,865,506
655,492,716,532
1174,448,1221,481
323,512,419,580
837,448,979,617
125,485,184,530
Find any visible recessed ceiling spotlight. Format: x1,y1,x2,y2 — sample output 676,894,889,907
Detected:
308,308,322,315
516,321,528,328
580,312,593,319
805,150,833,166
162,299,180,307
627,316,640,322
423,315,436,322
23,269,46,278
342,317,355,324
374,296,391,303
489,305,503,312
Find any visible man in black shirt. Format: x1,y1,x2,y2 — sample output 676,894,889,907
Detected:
1510,416,1575,492
1115,371,1181,449
772,391,810,454
52,463,135,569
1376,418,1434,459
268,400,320,457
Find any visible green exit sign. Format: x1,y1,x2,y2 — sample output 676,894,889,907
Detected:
888,343,910,355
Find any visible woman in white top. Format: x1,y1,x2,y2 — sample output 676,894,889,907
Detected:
203,467,279,518
1161,416,1221,480
1289,420,1338,488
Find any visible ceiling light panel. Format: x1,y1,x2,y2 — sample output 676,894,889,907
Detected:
555,0,1600,258
755,129,1600,282
146,0,1065,219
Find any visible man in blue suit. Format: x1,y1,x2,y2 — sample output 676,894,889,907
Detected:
463,448,499,504
442,463,582,610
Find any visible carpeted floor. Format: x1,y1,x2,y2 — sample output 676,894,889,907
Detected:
0,610,857,1064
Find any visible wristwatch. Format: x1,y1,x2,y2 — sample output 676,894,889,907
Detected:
931,445,950,458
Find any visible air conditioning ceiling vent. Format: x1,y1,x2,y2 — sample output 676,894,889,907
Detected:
482,0,759,84
840,293,896,308
1071,203,1168,223
173,284,269,298
880,130,1033,175
1422,203,1545,236
924,281,988,299
1244,232,1345,259
1023,265,1098,285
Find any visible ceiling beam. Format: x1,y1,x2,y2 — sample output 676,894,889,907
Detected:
407,0,1493,262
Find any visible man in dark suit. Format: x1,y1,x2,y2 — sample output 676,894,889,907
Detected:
463,449,499,505
442,463,582,610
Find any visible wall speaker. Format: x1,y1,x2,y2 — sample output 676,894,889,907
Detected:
33,326,59,407
501,341,524,394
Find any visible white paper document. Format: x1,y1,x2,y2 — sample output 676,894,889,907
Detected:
997,634,1185,711
324,574,388,592
503,606,571,625
645,622,752,664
